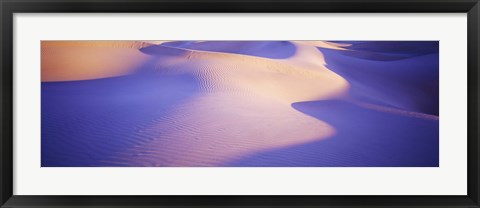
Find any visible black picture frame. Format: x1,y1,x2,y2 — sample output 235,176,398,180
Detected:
1,0,479,207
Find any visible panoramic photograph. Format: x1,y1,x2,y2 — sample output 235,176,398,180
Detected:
41,40,439,167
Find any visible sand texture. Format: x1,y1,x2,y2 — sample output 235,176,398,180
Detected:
41,41,439,167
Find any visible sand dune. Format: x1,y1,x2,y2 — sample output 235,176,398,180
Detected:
229,99,438,167
319,42,439,115
41,41,154,82
41,41,439,167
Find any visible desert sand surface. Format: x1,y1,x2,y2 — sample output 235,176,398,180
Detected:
41,41,439,167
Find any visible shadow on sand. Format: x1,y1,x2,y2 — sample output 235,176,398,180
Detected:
226,100,439,167
160,41,297,59
41,58,201,167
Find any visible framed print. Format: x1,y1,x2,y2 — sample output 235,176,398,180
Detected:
1,0,479,207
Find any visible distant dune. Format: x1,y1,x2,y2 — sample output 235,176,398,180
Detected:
41,41,154,81
41,41,439,167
